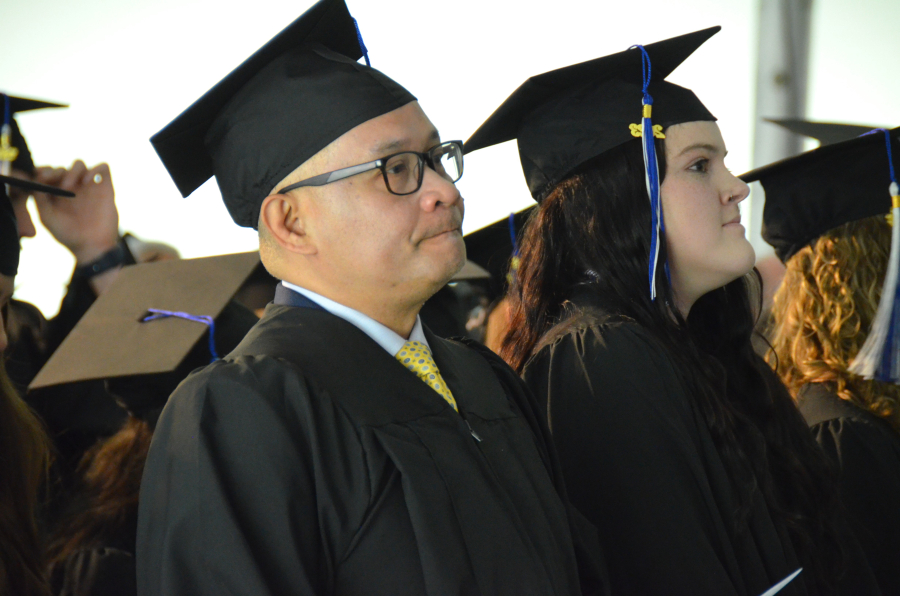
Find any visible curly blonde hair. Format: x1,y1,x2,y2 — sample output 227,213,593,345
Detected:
768,215,900,431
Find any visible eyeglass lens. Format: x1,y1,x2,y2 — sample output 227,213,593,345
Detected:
383,142,463,195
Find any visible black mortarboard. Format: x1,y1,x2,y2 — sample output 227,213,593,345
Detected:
465,27,719,202
765,118,883,147
742,127,900,383
29,251,261,393
741,127,900,262
152,0,416,229
1,174,74,276
464,206,535,299
1,94,68,174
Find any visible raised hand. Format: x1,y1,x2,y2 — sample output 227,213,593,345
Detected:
31,161,119,264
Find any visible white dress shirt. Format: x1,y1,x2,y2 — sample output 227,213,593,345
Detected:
282,281,430,356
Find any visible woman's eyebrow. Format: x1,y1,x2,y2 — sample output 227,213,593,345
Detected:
677,143,726,157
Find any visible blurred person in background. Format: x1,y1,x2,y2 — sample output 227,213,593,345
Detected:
3,93,180,527
32,254,260,596
0,174,76,596
748,123,900,594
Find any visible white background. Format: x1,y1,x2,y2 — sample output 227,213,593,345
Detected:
4,0,898,315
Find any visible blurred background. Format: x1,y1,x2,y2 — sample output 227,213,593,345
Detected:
4,0,898,316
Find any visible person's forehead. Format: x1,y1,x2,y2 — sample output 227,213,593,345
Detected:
291,101,437,179
346,102,439,156
665,121,725,156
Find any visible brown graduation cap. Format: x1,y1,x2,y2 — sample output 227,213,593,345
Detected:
151,0,416,229
29,251,261,391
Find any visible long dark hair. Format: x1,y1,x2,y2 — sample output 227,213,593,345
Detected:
0,362,52,596
502,138,846,595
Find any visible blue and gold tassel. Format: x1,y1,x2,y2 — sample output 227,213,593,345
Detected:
629,45,667,300
506,211,520,285
0,95,18,177
850,129,900,382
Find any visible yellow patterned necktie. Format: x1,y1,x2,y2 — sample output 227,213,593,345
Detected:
396,340,458,411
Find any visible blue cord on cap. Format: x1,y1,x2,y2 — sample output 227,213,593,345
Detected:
142,309,219,362
352,18,371,67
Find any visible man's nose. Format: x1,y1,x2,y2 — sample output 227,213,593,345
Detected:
419,167,461,211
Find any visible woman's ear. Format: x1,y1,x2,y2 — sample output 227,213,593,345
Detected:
259,193,317,255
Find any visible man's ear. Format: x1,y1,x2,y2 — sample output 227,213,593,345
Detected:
259,193,317,255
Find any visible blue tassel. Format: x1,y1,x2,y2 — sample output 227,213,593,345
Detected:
850,130,900,382
506,212,521,284
1,94,13,176
352,18,371,67
630,45,666,300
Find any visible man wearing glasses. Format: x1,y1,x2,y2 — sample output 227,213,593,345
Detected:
136,1,604,595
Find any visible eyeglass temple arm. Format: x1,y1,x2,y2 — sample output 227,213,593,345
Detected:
278,159,383,194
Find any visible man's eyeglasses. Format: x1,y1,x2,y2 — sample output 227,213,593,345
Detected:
278,140,464,197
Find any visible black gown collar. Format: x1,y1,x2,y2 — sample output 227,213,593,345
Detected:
273,282,326,310
232,303,516,427
797,383,878,427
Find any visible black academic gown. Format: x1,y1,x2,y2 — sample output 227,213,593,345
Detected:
797,384,900,594
48,509,138,596
523,295,815,596
137,296,606,596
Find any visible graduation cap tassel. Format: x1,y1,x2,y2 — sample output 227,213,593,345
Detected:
0,94,16,176
506,211,521,285
850,129,900,382
142,309,220,363
352,18,371,67
630,45,666,300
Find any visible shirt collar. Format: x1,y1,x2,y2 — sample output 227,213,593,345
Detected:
281,281,429,356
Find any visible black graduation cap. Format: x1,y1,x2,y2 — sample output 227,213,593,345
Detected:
464,27,719,202
1,94,68,174
29,251,261,393
1,174,75,276
152,0,416,229
765,118,883,146
740,127,900,263
463,206,535,300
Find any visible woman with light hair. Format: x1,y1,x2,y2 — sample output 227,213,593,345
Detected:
746,123,900,594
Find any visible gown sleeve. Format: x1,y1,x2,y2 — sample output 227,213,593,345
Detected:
525,321,750,596
136,355,353,596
